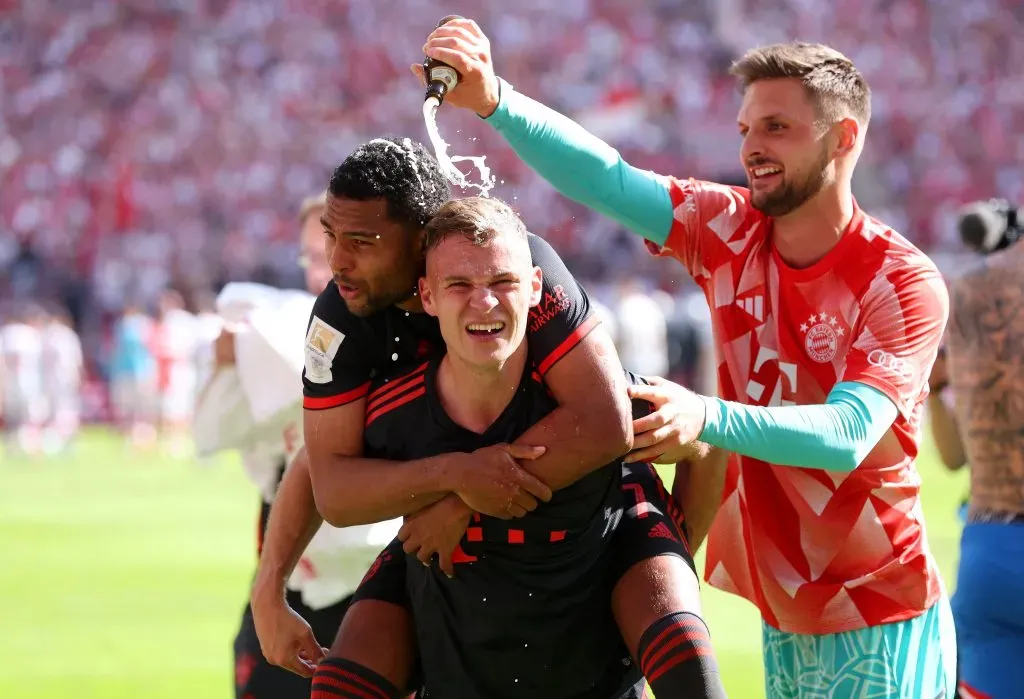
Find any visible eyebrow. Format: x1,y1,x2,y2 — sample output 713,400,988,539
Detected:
343,230,379,240
319,217,378,240
737,113,787,127
442,272,517,284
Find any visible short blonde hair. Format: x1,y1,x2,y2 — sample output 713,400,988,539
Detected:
297,191,327,223
424,197,528,253
730,42,871,125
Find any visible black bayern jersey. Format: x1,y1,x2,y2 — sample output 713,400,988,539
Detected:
301,234,598,410
363,354,643,699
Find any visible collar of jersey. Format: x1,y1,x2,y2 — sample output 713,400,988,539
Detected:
768,201,867,282
425,352,536,440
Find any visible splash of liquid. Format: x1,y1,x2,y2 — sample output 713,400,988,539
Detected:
423,96,496,197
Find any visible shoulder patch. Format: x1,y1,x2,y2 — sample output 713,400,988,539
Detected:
304,315,345,384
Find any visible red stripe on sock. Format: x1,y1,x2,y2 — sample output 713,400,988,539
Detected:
639,616,708,670
646,646,711,685
311,674,377,699
316,665,390,699
640,618,712,675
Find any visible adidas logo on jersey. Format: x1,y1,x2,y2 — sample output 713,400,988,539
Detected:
648,522,677,541
735,294,765,322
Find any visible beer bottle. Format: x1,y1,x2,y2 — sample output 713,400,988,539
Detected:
423,15,463,104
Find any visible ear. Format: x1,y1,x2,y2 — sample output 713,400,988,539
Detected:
832,117,859,158
419,276,437,317
528,266,543,308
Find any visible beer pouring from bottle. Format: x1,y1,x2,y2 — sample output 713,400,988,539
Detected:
423,15,463,106
419,15,496,197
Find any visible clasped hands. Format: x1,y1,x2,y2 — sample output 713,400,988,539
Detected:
398,376,709,575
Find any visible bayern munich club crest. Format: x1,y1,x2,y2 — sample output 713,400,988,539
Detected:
801,313,844,363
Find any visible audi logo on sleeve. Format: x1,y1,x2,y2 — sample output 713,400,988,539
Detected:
866,349,914,379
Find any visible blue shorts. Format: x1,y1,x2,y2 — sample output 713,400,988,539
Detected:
952,521,1024,699
762,598,956,699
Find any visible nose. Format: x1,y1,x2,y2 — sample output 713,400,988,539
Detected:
740,132,763,165
469,287,499,312
329,241,352,274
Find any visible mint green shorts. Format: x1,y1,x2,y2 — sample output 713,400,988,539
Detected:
761,598,957,699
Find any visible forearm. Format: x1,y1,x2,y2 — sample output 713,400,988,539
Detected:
699,382,897,471
927,393,966,470
252,452,321,600
512,402,631,492
430,403,630,525
486,80,674,245
673,448,727,552
309,453,453,527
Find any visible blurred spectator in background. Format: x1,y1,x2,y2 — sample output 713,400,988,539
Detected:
192,192,400,698
613,278,670,378
41,304,84,455
944,232,1024,699
109,302,157,449
0,0,1020,417
193,290,226,394
670,289,718,397
589,295,619,349
0,304,47,457
928,345,968,474
153,289,199,457
7,237,44,301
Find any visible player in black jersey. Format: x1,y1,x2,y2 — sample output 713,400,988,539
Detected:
355,197,643,697
250,139,724,699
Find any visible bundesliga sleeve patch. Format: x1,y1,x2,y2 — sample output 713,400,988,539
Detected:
304,315,345,384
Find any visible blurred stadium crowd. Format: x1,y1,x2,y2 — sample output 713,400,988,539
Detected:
1,0,1022,433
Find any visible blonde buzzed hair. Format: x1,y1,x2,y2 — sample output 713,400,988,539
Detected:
298,191,327,223
730,42,871,126
424,197,529,252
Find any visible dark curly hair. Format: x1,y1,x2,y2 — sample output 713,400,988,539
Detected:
328,137,451,231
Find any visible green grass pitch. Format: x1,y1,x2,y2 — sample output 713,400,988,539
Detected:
0,429,966,698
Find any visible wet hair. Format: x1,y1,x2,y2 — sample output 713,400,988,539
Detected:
328,137,452,231
424,197,528,252
730,42,871,126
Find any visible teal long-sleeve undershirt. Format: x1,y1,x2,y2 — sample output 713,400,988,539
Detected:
485,82,898,471
699,382,899,471
486,79,675,246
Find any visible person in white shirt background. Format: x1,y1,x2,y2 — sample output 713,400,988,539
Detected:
0,305,47,458
40,304,84,455
192,192,401,699
192,291,227,395
612,278,671,378
154,290,199,458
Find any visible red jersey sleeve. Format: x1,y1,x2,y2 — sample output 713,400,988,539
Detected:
645,178,761,283
842,263,949,418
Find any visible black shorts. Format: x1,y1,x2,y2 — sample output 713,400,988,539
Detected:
349,467,691,698
350,538,408,607
610,460,697,582
354,538,644,698
352,463,694,610
614,375,697,580
233,588,352,699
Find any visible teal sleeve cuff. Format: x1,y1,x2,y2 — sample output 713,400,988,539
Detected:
699,382,899,471
486,78,674,246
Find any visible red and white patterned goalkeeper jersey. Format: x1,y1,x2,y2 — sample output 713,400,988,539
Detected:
650,178,949,634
